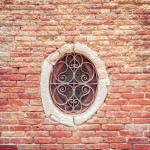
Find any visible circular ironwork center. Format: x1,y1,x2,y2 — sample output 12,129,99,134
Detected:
50,53,98,114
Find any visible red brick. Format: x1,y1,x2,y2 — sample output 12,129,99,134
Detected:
64,144,86,149
107,68,120,74
50,131,71,137
25,88,39,93
96,131,117,137
2,75,25,81
0,145,17,150
128,138,149,143
144,106,150,111
121,67,143,73
8,99,29,106
129,112,150,118
19,93,40,99
41,144,63,150
134,119,150,124
110,144,132,149
0,126,9,131
33,125,55,131
122,93,144,99
106,112,128,117
138,30,150,35
125,125,148,131
112,74,133,80
2,87,24,93
102,125,124,131
18,144,40,150
100,105,120,111
0,106,19,112
87,118,108,124
134,87,150,92
0,68,18,74
87,144,109,150
144,132,150,137
0,99,7,105
73,131,95,137
41,118,59,125
129,99,150,105
34,137,56,143
0,81,16,87
104,137,126,143
2,131,25,137
0,93,18,99
19,68,41,74
105,99,128,105
0,138,9,144
11,52,30,57
55,125,75,131
134,74,148,80
96,111,105,117
120,131,142,137
107,93,121,98
57,138,80,144
11,137,33,144
81,137,102,143
146,93,150,98
20,106,43,111
27,131,49,137
133,145,150,150
19,119,41,125
125,80,147,86
17,81,40,87
111,81,124,86
110,87,132,93
0,119,17,124
2,112,24,118
110,118,132,124
121,105,143,111
10,125,31,131
27,112,45,118
26,75,40,80
78,124,100,130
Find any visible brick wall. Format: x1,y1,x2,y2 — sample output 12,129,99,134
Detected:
0,0,150,149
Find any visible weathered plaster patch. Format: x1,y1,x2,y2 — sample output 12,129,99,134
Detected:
41,43,110,126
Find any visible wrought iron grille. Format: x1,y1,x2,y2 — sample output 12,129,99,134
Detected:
49,53,98,114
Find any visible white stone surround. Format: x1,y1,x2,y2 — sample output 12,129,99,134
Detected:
41,43,110,126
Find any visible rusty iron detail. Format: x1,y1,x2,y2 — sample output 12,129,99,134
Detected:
50,53,98,114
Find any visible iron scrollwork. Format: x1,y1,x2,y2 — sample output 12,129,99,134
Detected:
50,53,98,114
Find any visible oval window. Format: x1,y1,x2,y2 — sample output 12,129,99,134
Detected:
41,43,110,126
50,53,98,115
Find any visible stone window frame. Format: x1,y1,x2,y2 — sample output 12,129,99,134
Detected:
41,43,110,126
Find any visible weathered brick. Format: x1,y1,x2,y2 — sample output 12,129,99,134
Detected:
128,138,149,143
104,137,126,143
86,144,109,150
34,137,56,144
50,131,71,137
81,137,103,143
2,75,25,81
41,144,63,150
27,131,49,137
73,131,95,137
18,144,40,150
2,131,25,137
110,144,132,149
0,145,17,150
10,125,31,131
57,138,80,144
11,137,33,144
102,125,124,131
133,145,150,150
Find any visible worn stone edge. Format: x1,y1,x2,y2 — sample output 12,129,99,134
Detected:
41,43,110,126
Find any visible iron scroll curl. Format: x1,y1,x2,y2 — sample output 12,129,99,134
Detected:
50,53,98,115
